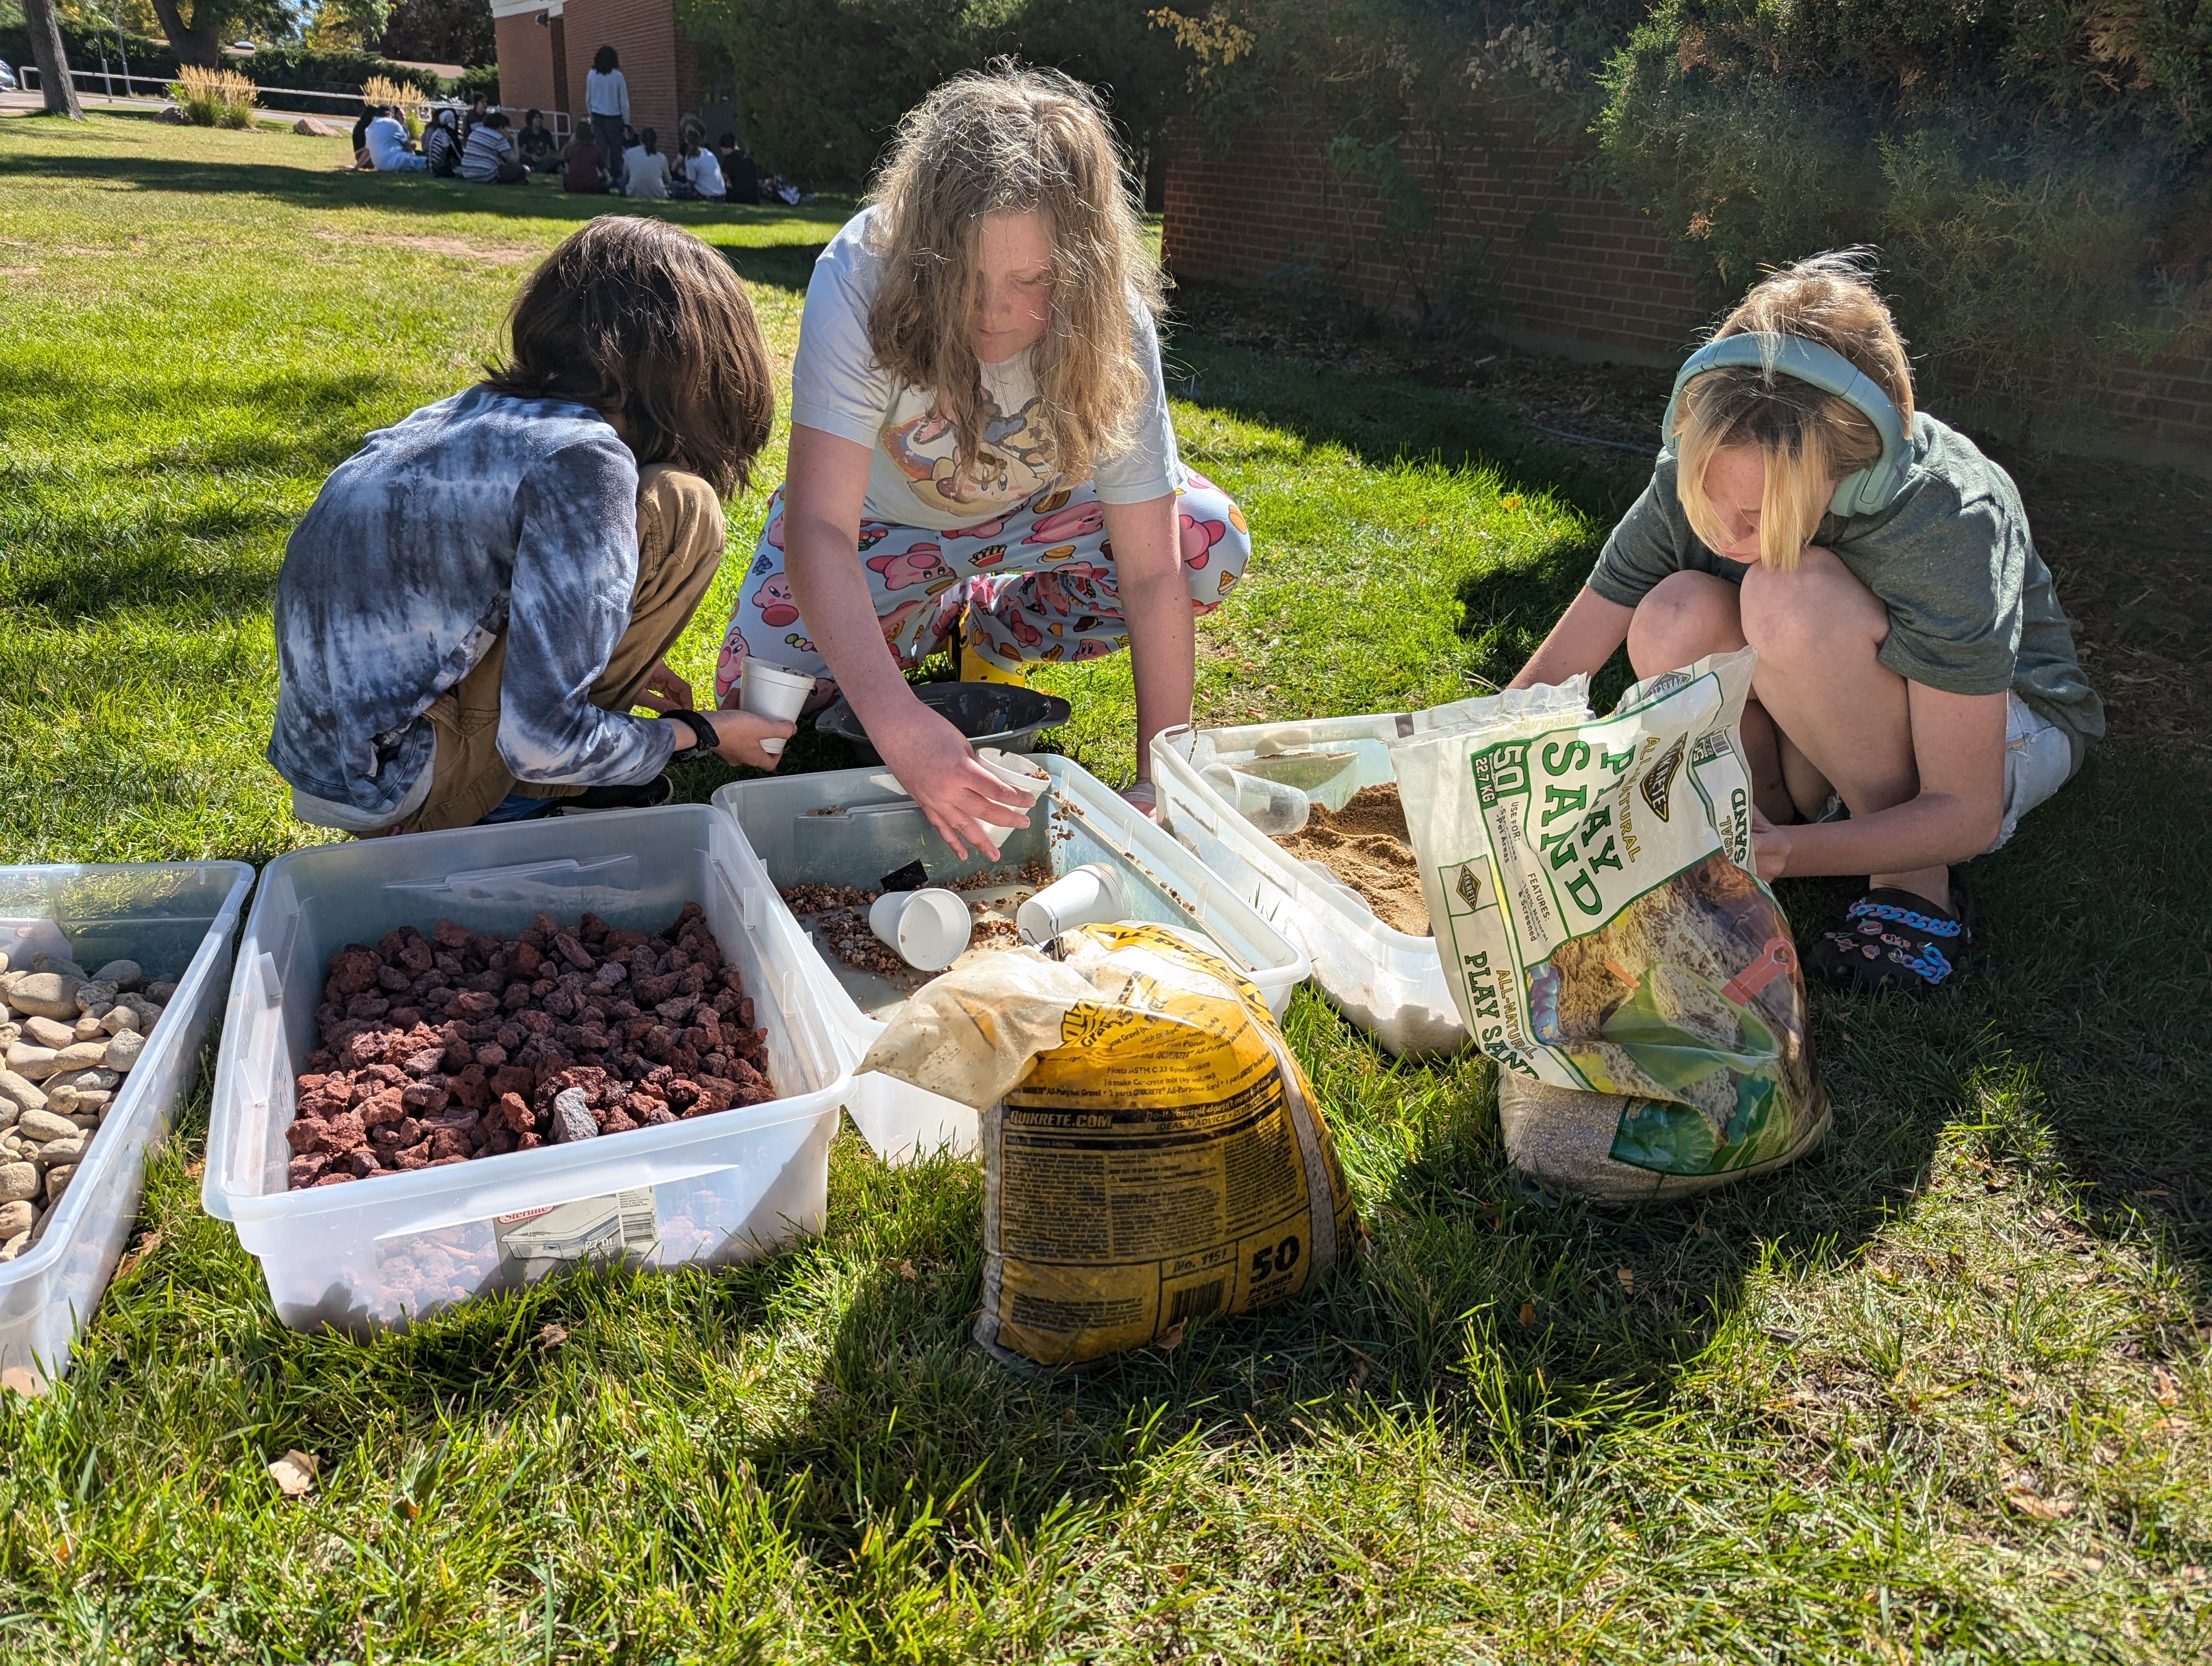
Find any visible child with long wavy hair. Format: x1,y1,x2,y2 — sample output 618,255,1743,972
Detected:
1512,252,2102,993
716,65,1250,855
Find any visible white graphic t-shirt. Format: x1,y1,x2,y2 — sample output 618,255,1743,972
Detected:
789,206,1180,532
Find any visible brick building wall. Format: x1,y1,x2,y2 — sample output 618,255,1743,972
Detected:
1163,114,2212,471
492,11,557,118
558,0,684,145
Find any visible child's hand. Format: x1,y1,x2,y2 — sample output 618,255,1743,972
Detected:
635,660,695,713
696,709,794,769
1749,808,1792,882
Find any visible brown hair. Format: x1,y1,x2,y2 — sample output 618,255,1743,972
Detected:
864,64,1162,488
1674,249,1915,568
485,217,774,497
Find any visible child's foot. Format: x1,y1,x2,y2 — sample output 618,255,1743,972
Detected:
1808,876,1971,994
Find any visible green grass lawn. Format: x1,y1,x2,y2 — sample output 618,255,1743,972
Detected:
2,113,2208,1663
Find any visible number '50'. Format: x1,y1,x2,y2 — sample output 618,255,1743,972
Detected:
1252,1236,1301,1280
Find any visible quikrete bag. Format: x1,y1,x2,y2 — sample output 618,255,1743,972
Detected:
1388,648,1828,1202
858,922,1356,1367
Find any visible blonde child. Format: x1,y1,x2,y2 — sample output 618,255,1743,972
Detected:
716,66,1250,857
1512,252,2102,992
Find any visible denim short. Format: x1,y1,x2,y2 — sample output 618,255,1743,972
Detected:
1989,691,2075,853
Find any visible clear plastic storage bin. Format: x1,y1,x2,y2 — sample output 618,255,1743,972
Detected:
0,861,255,1389
1151,685,1588,1058
715,757,1310,1164
204,806,848,1334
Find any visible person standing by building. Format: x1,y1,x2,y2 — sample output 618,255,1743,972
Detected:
585,45,631,194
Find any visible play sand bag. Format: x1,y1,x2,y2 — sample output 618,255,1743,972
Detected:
1387,648,1827,1202
858,922,1356,1367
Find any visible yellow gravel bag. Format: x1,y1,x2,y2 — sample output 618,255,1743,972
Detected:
858,922,1357,1367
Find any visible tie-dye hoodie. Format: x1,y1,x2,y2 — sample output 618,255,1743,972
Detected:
267,385,674,817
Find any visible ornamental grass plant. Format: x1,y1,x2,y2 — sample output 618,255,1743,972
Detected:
361,74,427,139
169,66,257,130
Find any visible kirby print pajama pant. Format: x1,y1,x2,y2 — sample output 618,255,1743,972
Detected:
713,470,1250,705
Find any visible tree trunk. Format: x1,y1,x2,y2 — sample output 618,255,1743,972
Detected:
22,0,85,119
147,0,222,70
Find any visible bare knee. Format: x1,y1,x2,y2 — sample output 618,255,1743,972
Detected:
1739,545,1886,670
1627,571,1744,679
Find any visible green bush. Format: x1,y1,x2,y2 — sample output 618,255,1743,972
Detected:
675,0,1192,185
1594,0,2212,416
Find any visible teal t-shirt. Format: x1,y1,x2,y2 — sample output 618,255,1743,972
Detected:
1590,412,2104,771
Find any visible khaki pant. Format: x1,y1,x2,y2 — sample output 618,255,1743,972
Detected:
391,465,725,836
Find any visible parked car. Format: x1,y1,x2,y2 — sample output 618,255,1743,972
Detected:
0,60,17,92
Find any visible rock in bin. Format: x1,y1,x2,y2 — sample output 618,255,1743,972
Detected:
550,1088,598,1144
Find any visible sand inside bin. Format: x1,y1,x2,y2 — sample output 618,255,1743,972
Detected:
1272,784,1433,935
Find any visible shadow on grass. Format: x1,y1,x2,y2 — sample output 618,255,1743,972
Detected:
696,727,2209,1560
1163,331,1649,530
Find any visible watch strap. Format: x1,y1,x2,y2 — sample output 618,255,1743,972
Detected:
665,709,718,760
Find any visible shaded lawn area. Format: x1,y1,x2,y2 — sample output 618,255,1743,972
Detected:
1,113,2207,1663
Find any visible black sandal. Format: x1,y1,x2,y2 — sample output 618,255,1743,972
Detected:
1809,879,1972,994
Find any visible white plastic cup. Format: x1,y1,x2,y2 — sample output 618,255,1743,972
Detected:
973,747,1049,848
1017,862,1133,946
867,887,973,972
1203,764,1312,836
737,660,815,756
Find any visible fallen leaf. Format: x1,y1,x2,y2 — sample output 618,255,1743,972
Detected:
2153,1364,2179,1408
2004,1488,2075,1521
113,1230,163,1281
269,1450,319,1498
1517,1302,1535,1327
1616,1266,1635,1294
2083,1555,2106,1573
891,1258,917,1281
536,1323,567,1351
1156,1318,1188,1350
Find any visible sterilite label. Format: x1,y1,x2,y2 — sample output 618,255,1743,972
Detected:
493,1188,659,1277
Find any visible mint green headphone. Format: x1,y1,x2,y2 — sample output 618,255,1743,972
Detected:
1660,333,1912,518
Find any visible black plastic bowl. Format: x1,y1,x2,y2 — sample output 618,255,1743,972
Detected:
815,681,1073,764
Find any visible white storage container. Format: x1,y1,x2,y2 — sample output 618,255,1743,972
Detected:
715,756,1311,1164
204,806,848,1334
1151,684,1589,1058
0,860,255,1390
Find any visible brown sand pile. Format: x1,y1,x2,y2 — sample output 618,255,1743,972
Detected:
1273,785,1432,935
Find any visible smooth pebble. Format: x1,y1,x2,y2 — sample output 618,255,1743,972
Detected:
0,1162,39,1203
44,1164,73,1203
21,1016,74,1050
103,1030,145,1072
0,1200,36,1239
5,1044,57,1081
99,1006,140,1036
0,1072,41,1116
8,974,83,1021
17,1108,77,1143
89,960,142,990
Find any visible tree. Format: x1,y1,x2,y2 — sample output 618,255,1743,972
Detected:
145,0,290,68
305,0,387,50
378,0,492,67
23,0,86,117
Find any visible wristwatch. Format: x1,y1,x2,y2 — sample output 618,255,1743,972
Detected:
663,709,719,763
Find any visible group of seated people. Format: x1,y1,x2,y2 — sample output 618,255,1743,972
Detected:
560,121,779,206
352,99,788,207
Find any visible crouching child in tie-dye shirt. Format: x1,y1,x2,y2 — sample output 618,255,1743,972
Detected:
268,217,792,837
